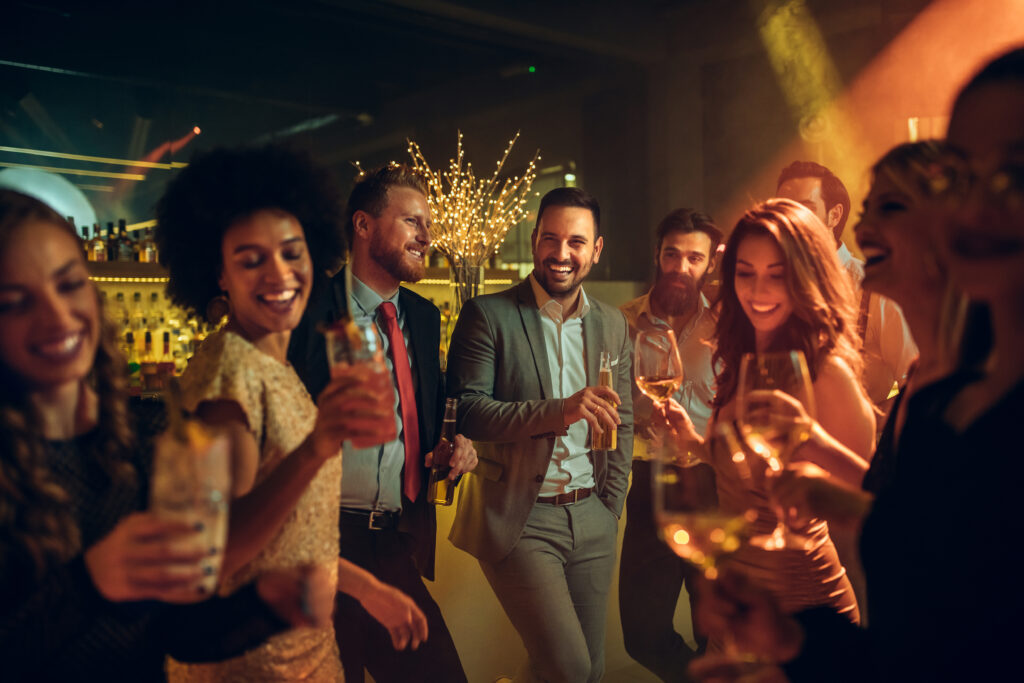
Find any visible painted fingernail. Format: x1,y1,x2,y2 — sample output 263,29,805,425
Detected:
209,546,219,556
197,584,208,594
193,521,205,532
203,565,215,576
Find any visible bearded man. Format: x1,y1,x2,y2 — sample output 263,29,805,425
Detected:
288,163,475,683
618,208,722,683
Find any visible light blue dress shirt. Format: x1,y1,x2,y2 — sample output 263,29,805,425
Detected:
340,273,416,512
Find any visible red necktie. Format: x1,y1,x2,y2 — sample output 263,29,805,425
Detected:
378,301,422,501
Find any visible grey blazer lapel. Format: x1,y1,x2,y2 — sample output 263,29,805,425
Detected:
516,280,554,400
582,298,603,385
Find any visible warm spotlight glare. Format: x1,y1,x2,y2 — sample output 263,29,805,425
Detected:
756,0,841,126
564,173,577,182
673,528,690,546
193,126,201,135
709,527,726,544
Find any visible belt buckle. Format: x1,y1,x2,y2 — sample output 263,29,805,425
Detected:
570,489,581,504
367,510,386,530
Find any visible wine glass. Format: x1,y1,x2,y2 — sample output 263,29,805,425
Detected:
736,350,816,551
635,328,699,466
653,421,757,657
652,421,753,581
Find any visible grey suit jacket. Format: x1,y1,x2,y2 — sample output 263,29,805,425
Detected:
446,279,634,563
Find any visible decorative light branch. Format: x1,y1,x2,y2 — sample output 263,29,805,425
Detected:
406,131,540,269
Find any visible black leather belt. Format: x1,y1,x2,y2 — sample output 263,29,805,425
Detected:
537,487,593,506
339,507,401,530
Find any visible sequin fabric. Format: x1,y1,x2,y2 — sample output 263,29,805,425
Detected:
167,328,343,681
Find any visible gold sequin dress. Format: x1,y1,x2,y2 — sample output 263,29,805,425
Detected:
167,329,344,681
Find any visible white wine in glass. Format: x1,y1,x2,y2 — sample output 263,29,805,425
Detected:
736,350,816,551
634,328,683,404
635,328,698,465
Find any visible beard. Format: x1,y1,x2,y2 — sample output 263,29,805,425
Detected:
532,257,592,299
370,232,426,283
651,270,705,316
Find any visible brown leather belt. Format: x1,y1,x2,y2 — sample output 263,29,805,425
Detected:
537,487,593,506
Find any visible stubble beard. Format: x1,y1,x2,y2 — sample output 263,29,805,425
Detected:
370,233,426,283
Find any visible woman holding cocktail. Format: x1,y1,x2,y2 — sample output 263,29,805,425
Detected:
0,189,335,680
661,198,875,640
156,146,425,681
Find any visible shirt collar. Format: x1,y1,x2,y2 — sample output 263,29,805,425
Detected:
349,272,400,319
529,271,590,322
836,242,854,266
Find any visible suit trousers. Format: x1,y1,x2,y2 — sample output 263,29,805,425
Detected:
479,493,619,683
618,459,712,682
333,519,467,683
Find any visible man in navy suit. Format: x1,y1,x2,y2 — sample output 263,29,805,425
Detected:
289,164,476,683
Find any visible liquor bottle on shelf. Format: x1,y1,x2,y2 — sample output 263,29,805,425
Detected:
79,225,88,256
427,398,459,506
106,222,117,259
142,330,155,363
130,292,145,331
112,292,128,328
162,331,171,362
88,224,107,262
117,220,134,262
140,228,158,263
125,331,142,393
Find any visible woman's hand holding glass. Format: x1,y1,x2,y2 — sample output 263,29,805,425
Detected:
315,319,397,458
84,512,214,603
736,351,816,551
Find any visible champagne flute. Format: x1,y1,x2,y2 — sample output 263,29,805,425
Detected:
635,328,699,466
736,350,816,551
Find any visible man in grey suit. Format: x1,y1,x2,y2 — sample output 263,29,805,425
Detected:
446,187,633,683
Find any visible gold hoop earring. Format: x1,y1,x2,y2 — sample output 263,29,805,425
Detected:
206,294,231,325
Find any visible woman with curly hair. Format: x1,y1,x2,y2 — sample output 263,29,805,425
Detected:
156,146,423,682
663,198,875,640
0,189,334,680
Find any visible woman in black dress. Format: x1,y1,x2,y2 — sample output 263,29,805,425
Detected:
0,190,332,681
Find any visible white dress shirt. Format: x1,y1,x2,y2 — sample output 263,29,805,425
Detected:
529,273,597,496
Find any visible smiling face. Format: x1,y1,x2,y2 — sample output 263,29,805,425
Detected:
944,82,1024,302
651,230,713,316
531,205,603,306
733,233,793,348
0,220,100,392
362,186,431,284
218,209,312,341
854,172,945,309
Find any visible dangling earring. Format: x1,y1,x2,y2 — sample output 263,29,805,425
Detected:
206,293,231,325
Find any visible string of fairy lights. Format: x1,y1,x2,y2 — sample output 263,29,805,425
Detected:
406,131,540,268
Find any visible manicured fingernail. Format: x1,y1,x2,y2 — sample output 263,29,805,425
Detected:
193,521,205,532
197,584,208,594
203,565,215,576
209,546,219,556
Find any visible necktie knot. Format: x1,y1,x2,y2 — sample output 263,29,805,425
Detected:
378,301,398,322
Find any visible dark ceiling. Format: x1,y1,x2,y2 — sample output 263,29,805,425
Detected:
0,0,695,223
